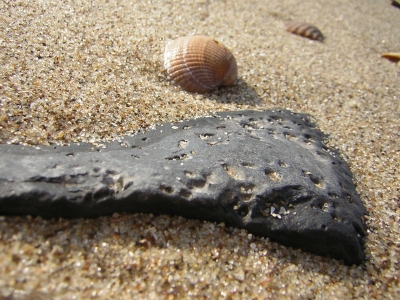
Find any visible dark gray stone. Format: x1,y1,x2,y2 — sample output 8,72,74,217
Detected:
0,109,367,264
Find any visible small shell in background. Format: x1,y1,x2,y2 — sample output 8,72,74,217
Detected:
164,35,237,93
381,53,400,66
284,21,325,42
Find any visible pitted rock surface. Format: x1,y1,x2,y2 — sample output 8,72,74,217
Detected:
0,109,367,264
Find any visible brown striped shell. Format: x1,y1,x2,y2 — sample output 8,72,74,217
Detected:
164,35,237,93
284,21,325,42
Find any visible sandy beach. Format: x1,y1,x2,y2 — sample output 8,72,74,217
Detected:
0,0,399,298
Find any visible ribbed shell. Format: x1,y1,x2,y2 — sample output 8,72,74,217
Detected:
164,35,237,93
284,21,324,42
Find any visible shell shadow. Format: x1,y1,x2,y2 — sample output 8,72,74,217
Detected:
203,78,264,106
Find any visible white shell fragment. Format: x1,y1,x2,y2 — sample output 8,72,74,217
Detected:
164,35,238,93
270,207,282,219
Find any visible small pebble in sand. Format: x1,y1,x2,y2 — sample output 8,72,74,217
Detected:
164,35,237,93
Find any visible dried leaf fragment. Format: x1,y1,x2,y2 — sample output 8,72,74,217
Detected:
381,53,400,66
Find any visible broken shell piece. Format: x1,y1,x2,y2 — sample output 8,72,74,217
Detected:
270,207,282,219
284,21,324,42
164,35,238,93
381,53,400,66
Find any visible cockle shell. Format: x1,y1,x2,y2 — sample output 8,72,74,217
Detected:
284,21,325,42
164,35,237,93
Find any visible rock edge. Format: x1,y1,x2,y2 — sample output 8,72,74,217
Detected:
0,109,367,264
